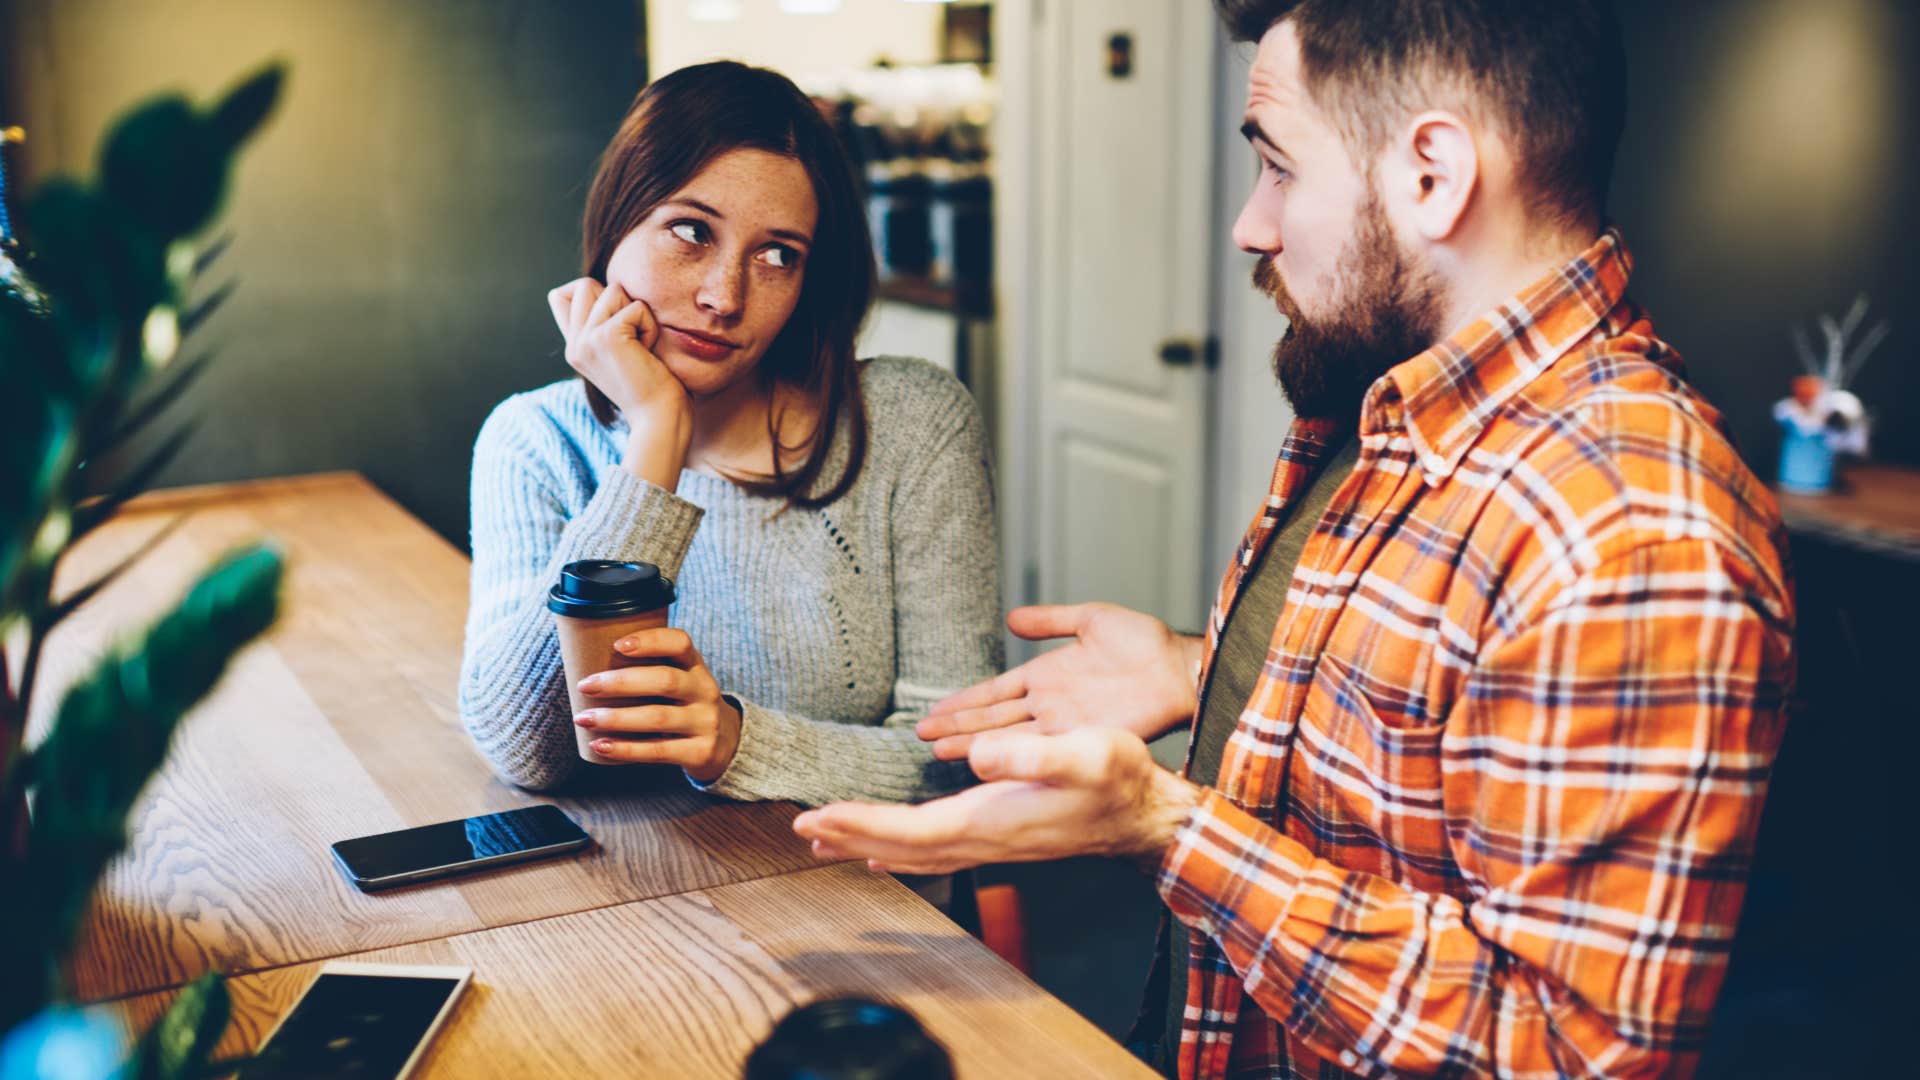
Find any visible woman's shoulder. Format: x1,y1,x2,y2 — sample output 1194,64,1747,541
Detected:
473,378,620,489
856,356,980,438
478,378,601,447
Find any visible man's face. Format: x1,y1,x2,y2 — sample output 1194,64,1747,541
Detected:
1234,22,1445,421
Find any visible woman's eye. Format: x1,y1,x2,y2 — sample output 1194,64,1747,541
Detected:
1261,158,1290,186
669,220,708,245
759,245,800,270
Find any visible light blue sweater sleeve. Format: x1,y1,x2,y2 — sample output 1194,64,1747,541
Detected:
459,393,702,790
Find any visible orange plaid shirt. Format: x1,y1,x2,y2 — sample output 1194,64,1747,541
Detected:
1157,229,1794,1079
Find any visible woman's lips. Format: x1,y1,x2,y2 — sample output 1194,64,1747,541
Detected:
662,326,741,362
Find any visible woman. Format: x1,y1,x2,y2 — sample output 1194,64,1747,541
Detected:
459,61,1001,808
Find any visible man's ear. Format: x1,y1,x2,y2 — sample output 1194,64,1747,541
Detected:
1390,110,1478,242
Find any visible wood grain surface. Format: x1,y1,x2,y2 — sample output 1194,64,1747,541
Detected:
38,474,825,1001
1775,462,1920,560
108,863,1155,1079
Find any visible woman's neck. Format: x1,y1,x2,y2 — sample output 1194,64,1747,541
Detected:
684,375,815,478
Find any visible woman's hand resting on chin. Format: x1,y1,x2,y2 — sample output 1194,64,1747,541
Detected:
547,278,691,489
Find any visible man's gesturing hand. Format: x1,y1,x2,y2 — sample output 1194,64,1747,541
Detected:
792,727,1203,876
915,603,1201,760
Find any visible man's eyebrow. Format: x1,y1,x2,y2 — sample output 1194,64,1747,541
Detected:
661,197,812,247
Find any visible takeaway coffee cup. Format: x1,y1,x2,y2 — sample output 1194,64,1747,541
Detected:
547,559,676,765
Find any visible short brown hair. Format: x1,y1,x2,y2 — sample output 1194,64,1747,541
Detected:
580,61,874,508
1215,0,1626,229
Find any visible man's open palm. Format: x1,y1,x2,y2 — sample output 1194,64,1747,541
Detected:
916,603,1200,759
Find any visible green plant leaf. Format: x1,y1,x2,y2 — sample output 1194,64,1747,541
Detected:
19,544,282,963
208,65,286,151
90,350,216,461
99,97,225,240
73,423,196,535
27,171,168,351
0,293,73,607
129,973,231,1080
178,279,235,339
192,232,234,277
45,513,192,632
6,746,36,793
1,61,288,1045
2,59,289,1045
0,280,62,386
19,179,106,306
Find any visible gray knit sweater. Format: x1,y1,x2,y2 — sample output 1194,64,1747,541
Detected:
459,356,1002,806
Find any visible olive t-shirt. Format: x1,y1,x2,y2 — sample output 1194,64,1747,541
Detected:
1152,434,1359,1075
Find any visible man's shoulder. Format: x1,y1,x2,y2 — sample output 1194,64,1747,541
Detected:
1476,332,1784,577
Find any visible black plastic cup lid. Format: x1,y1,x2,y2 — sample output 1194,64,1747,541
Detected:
546,560,674,619
744,998,953,1080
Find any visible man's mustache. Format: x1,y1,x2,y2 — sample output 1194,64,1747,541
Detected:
1252,256,1301,327
1252,256,1279,298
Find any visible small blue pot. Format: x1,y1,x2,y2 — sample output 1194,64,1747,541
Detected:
1778,427,1836,493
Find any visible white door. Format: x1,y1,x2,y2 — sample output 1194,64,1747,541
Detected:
1023,0,1217,634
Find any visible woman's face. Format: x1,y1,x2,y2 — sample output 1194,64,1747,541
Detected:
605,148,820,398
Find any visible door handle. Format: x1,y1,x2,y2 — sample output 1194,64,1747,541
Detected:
1158,335,1217,369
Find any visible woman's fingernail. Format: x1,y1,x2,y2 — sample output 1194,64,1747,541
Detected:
579,675,601,692
614,637,636,652
592,739,614,753
574,713,596,728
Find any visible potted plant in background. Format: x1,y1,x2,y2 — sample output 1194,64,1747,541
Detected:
1775,295,1887,494
1,65,288,1079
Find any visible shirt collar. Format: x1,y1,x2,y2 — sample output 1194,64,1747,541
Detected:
1360,226,1634,483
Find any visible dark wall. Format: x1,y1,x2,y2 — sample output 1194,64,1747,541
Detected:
1610,0,1918,474
1605,5,1915,1073
0,0,643,546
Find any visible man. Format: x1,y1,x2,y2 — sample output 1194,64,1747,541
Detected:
794,1,1793,1076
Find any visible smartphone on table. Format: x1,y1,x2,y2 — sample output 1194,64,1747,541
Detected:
237,962,472,1079
330,804,590,891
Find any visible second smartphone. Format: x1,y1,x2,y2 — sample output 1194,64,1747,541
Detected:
331,805,591,891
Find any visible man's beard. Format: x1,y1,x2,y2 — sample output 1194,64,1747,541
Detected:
1254,192,1446,422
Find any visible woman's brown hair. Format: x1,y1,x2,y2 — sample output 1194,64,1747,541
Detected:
580,61,873,508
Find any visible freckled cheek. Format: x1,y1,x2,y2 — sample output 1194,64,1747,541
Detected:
748,277,804,343
606,243,699,312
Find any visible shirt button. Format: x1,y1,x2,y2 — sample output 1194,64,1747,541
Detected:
1340,1050,1359,1069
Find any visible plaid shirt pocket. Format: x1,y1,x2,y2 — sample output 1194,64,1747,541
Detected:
1296,652,1454,891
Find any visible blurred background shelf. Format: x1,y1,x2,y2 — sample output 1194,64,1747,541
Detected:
1775,462,1920,561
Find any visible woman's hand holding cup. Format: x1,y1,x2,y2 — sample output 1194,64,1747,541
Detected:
547,277,691,489
572,626,742,783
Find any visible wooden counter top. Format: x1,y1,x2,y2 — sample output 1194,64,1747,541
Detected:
1775,462,1920,561
41,472,1149,1077
110,863,1148,1079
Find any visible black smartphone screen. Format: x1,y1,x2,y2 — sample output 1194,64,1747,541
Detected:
331,805,588,886
237,972,462,1079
